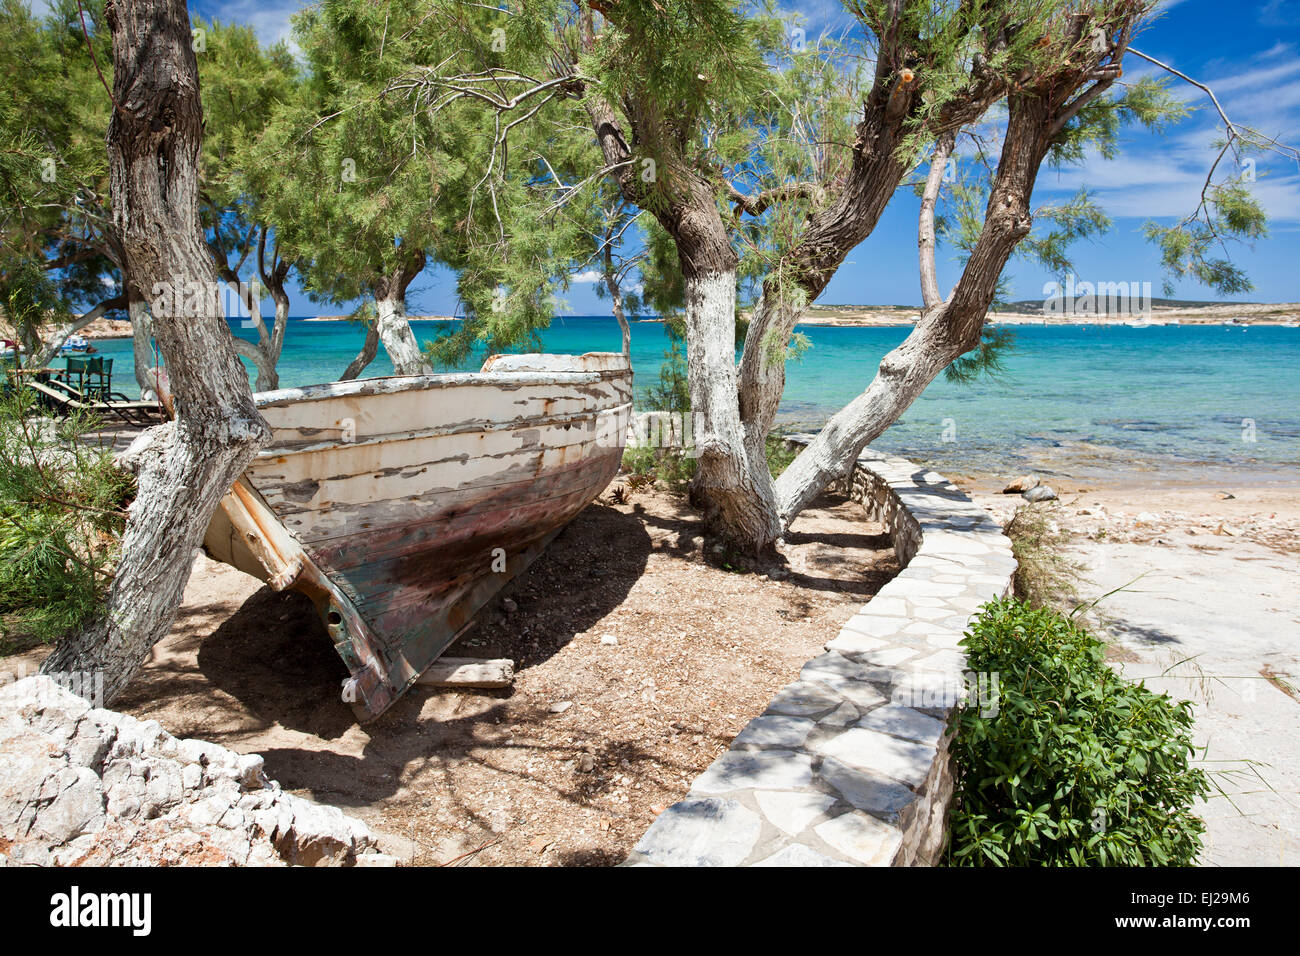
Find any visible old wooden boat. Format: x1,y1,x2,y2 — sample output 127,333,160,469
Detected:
202,352,632,720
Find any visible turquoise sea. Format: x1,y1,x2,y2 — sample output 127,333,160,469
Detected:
84,315,1300,484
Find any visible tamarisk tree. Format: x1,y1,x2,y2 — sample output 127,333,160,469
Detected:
0,0,133,369
422,0,1290,552
41,0,271,701
196,18,300,391
246,0,575,377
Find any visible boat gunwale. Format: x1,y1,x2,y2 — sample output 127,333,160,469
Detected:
254,400,634,459
252,351,631,409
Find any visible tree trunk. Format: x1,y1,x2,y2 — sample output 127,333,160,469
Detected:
210,228,289,392
659,177,782,552
581,77,783,551
775,94,1055,524
773,309,961,522
374,294,429,375
340,319,380,380
682,267,782,552
603,271,631,355
372,253,430,375
41,0,271,703
602,244,631,354
255,229,291,391
128,291,154,397
262,291,288,391
230,335,277,392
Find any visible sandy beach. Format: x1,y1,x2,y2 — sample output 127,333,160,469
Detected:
1,316,134,342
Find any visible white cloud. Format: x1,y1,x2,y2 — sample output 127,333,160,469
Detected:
201,1,304,51
571,270,604,284
1260,0,1300,27
1028,38,1300,225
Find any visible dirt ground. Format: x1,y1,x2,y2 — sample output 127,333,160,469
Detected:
15,485,898,867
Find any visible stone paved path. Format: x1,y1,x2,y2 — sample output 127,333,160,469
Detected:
625,449,1016,866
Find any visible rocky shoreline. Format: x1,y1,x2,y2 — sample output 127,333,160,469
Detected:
0,317,134,342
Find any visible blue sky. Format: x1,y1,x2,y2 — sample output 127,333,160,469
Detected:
178,1,1299,311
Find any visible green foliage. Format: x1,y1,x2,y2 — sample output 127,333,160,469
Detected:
1018,189,1112,277
1143,179,1268,296
764,432,798,478
723,18,860,297
622,317,696,492
1003,503,1087,608
0,389,132,650
620,440,696,494
1,255,67,357
945,327,1016,385
947,598,1210,866
635,220,688,319
646,327,691,415
0,0,119,335
197,19,299,209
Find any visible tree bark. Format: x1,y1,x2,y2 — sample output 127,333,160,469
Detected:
340,319,381,380
224,229,291,392
41,0,271,703
128,289,154,397
259,234,291,390
372,252,431,375
577,56,781,550
374,295,429,375
918,133,955,311
602,242,631,354
775,94,1055,523
572,1,1093,553
668,181,782,552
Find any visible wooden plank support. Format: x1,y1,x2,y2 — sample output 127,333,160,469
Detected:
415,658,515,689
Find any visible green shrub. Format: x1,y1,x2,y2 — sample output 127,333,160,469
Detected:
947,598,1209,866
645,336,690,416
620,440,696,493
622,324,696,493
0,389,133,650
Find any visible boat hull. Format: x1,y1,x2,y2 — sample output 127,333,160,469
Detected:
203,352,632,719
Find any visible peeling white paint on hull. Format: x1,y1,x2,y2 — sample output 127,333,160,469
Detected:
203,352,633,719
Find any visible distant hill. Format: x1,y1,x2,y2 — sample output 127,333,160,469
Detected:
991,297,1256,315
811,298,1259,314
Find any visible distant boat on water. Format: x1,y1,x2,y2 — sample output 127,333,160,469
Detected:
58,334,95,354
201,352,633,720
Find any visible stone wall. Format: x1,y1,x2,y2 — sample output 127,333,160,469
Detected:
624,444,1016,866
0,675,396,867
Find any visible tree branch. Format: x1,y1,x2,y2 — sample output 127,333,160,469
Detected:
918,132,954,310
30,293,128,368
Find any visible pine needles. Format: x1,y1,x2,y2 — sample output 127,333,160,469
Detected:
0,388,133,651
